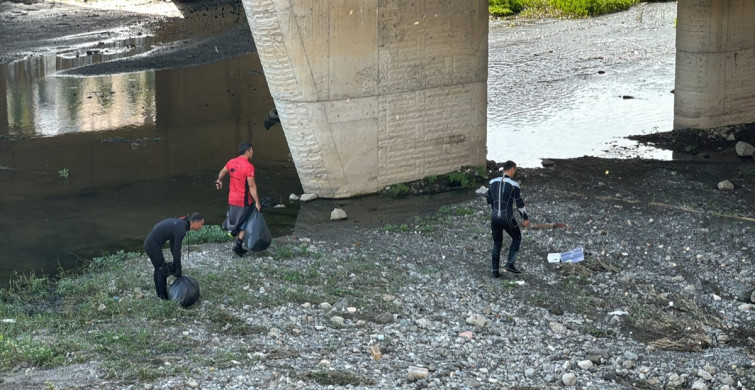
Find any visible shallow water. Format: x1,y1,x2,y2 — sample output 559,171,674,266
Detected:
487,3,676,167
0,3,677,286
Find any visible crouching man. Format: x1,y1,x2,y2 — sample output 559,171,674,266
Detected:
144,212,204,299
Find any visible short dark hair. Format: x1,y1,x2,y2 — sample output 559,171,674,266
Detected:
238,142,253,155
189,212,204,222
503,160,517,171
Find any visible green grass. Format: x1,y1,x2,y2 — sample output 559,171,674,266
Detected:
0,239,409,383
185,224,233,245
385,183,411,198
489,0,665,18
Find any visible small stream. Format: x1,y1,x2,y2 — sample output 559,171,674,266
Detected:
0,2,677,286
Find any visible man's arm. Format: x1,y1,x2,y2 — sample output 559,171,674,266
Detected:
215,167,229,190
170,228,187,269
247,176,261,211
514,187,530,227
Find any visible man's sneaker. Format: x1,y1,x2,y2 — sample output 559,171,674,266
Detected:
232,245,247,257
503,263,522,274
491,270,501,278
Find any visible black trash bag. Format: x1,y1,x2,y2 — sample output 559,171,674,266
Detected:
169,276,200,307
244,208,272,252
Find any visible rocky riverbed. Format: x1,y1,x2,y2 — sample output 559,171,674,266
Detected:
4,154,754,389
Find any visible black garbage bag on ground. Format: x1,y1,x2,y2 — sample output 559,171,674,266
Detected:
169,276,200,307
244,208,272,252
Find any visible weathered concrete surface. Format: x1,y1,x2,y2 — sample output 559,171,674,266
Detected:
242,0,488,198
675,0,755,129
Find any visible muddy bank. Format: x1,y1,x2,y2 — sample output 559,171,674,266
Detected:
0,0,253,72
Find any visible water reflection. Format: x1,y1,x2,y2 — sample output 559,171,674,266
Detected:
0,51,300,286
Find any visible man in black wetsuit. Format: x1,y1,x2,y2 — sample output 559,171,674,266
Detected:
144,212,205,299
486,161,530,278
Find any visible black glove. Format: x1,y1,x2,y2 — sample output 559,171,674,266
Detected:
162,262,181,277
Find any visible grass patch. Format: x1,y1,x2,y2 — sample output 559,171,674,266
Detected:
622,285,722,352
300,369,374,386
0,242,409,384
489,0,656,18
385,183,411,198
185,224,233,245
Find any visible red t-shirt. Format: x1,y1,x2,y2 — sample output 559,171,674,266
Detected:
225,155,255,207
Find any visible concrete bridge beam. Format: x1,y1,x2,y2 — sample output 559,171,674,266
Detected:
242,0,488,198
675,0,755,129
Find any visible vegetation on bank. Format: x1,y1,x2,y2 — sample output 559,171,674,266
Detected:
0,231,407,384
489,0,674,18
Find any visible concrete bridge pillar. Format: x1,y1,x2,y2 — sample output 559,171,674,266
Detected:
675,0,755,129
242,0,488,198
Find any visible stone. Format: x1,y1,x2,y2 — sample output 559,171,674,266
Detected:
330,208,347,220
697,368,712,381
702,364,716,375
465,314,489,328
300,193,318,202
577,360,593,370
735,141,754,157
562,373,577,386
548,322,567,334
475,186,487,195
690,380,708,390
667,373,684,387
330,316,345,327
541,159,556,167
717,180,734,191
288,193,300,201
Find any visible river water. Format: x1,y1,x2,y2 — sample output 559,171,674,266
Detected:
0,3,676,286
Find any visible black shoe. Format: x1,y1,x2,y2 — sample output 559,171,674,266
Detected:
504,263,522,274
491,270,501,278
232,245,247,257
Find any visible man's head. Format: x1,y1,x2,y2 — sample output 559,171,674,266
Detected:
189,212,205,231
238,142,253,158
503,160,517,177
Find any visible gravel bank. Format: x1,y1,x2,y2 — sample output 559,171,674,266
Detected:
5,157,754,389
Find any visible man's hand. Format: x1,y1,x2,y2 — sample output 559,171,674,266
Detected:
523,220,531,228
215,180,223,190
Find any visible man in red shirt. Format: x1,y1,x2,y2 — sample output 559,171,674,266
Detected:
215,142,261,256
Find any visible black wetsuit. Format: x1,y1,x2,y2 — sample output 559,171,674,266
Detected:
486,175,529,273
144,218,189,299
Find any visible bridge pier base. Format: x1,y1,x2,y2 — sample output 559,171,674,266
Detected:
242,0,488,198
675,0,755,129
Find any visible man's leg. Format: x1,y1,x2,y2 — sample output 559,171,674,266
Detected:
228,206,249,256
490,217,504,278
503,222,522,273
233,229,247,256
145,245,169,299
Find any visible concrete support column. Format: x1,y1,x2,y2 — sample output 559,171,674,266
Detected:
242,0,488,198
675,0,755,129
